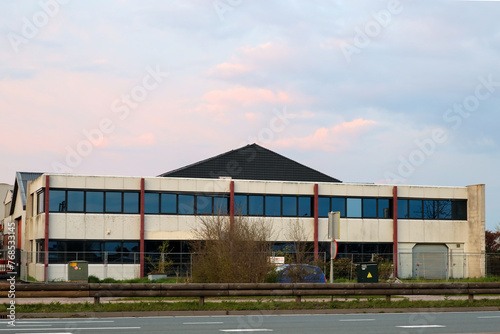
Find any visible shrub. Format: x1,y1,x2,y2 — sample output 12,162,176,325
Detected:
88,275,100,283
102,277,117,283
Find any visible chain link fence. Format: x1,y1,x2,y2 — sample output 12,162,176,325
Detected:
2,250,500,281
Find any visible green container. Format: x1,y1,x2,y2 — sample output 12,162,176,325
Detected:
68,261,88,282
357,262,378,283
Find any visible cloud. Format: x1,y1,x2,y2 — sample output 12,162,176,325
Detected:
271,118,378,152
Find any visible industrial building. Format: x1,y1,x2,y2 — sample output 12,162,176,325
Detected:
2,144,485,281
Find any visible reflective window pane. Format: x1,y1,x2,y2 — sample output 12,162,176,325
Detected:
282,196,297,216
86,191,104,213
298,197,312,217
439,200,452,219
331,198,346,217
105,241,122,263
122,241,139,264
214,197,228,215
248,195,264,215
397,199,408,219
197,196,212,215
347,198,362,218
363,198,377,218
318,197,330,218
161,194,177,214
84,241,103,264
265,196,281,216
123,192,139,213
452,200,467,220
49,189,66,212
423,200,438,219
105,192,122,213
378,199,391,218
145,193,160,214
409,200,423,219
234,195,248,215
67,191,84,212
178,195,194,214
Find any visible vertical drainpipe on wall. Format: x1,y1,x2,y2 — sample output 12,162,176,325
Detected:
229,181,235,233
140,178,145,278
314,184,319,260
393,186,398,278
44,175,50,282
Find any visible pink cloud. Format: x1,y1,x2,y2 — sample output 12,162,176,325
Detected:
271,118,378,152
203,87,291,107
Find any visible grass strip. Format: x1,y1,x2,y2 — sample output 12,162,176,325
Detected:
7,298,500,314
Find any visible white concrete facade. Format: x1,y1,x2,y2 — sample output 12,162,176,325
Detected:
20,173,485,281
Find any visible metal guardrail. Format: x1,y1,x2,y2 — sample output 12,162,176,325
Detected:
1,283,500,305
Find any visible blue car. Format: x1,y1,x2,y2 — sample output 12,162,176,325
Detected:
275,264,326,283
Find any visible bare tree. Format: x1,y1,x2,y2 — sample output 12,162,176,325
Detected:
191,214,274,283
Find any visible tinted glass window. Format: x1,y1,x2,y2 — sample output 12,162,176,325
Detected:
122,241,139,263
249,195,264,215
145,193,160,214
452,200,467,220
197,196,213,214
378,199,391,218
86,191,104,213
347,198,362,218
318,197,330,218
161,193,177,214
265,196,281,216
423,200,438,219
298,197,312,217
214,197,228,214
84,241,103,263
331,197,346,217
439,200,452,219
397,199,408,219
409,200,423,219
234,195,248,215
123,192,139,213
105,241,122,263
282,196,297,216
178,195,194,214
105,192,122,213
49,189,66,212
67,191,84,212
363,198,377,218
37,191,45,214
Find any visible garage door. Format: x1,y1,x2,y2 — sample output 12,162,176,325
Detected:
412,244,448,279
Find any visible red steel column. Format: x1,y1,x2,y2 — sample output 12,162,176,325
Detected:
229,181,235,232
140,178,145,278
393,186,398,277
44,175,50,282
314,184,319,260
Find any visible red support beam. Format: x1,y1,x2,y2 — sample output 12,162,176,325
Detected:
229,181,235,233
140,178,145,278
44,175,50,282
393,186,398,278
314,184,319,260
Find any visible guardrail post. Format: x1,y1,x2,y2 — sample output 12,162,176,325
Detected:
468,294,474,302
295,296,302,304
94,296,100,306
386,295,391,302
199,296,205,306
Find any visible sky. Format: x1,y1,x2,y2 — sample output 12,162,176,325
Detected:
0,0,499,230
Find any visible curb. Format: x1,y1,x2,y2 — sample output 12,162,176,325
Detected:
17,306,500,319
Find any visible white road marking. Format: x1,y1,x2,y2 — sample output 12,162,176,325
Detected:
220,330,273,333
478,316,500,319
397,325,445,328
0,327,140,331
183,321,224,325
15,321,114,324
339,319,375,322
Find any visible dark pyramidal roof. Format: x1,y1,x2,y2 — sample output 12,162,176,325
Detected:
159,144,341,183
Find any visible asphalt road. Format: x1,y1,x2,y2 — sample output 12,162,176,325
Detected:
1,311,500,334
